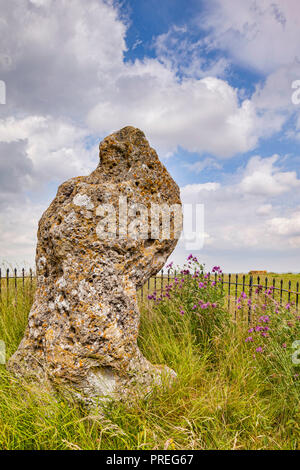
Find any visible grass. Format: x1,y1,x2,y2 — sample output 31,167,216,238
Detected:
0,265,300,450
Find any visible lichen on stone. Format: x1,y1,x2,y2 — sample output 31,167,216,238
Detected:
7,126,182,403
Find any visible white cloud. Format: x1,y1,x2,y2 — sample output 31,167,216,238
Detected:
239,155,300,196
0,199,44,267
184,157,222,174
256,204,272,216
154,24,230,79
177,154,300,264
88,72,258,158
0,0,126,118
0,0,300,271
268,212,300,237
180,182,220,198
205,0,300,73
0,116,97,186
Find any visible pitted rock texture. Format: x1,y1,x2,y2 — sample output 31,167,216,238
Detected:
8,127,182,402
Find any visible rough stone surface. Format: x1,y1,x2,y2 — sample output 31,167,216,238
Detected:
8,126,182,402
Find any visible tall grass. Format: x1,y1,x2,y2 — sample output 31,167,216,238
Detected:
0,259,299,450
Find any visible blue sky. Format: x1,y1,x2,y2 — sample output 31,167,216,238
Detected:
0,0,300,272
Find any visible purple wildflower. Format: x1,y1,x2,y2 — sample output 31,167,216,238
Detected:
245,336,253,342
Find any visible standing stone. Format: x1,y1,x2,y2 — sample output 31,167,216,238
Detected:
8,127,182,403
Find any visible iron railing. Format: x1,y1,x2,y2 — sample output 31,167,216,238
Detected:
1,268,300,322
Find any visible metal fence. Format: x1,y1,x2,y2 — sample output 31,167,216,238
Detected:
0,268,35,305
140,270,300,323
1,268,300,323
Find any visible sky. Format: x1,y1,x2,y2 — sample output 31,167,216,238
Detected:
0,0,300,273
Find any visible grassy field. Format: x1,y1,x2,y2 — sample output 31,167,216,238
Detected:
0,267,300,450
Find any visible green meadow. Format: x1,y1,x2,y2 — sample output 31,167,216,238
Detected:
0,262,299,450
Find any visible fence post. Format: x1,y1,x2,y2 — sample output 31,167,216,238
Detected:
14,268,17,310
6,268,9,306
234,274,238,320
248,275,253,324
242,275,245,295
228,273,231,310
264,276,268,304
22,267,25,305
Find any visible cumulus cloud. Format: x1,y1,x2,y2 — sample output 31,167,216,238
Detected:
154,24,230,79
256,204,273,216
239,155,300,196
184,157,222,174
0,199,44,267
0,140,33,203
88,72,258,157
204,0,300,73
0,116,98,186
0,0,299,270
0,0,126,119
0,0,260,159
268,212,300,237
179,154,300,262
199,1,300,140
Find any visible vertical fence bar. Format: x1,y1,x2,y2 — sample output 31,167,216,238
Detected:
234,274,238,320
242,275,246,320
296,282,299,313
248,275,253,324
228,274,231,310
264,276,268,305
161,269,164,297
221,272,224,292
280,279,283,306
288,280,291,305
272,278,276,300
22,268,25,304
167,269,170,286
235,274,238,299
6,268,9,306
14,268,17,310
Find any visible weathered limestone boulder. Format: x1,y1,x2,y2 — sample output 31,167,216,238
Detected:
8,126,182,403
